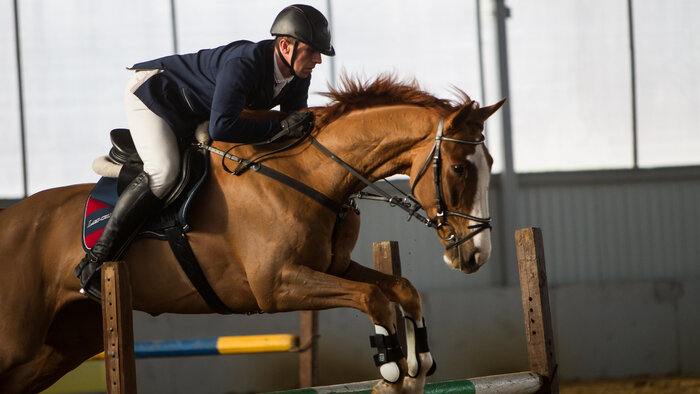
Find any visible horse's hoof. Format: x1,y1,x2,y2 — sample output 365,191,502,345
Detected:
371,380,402,394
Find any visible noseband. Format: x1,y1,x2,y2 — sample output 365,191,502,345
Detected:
409,119,492,250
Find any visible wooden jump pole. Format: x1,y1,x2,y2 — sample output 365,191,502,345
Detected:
90,334,299,359
265,371,543,394
101,261,137,394
515,227,559,394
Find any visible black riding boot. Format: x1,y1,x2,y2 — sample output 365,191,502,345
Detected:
74,172,162,299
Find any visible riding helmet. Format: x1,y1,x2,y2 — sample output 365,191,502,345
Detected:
270,4,335,56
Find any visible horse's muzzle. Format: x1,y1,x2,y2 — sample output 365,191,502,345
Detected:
442,242,489,274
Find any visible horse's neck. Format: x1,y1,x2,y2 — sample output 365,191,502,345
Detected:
314,105,436,193
210,106,437,208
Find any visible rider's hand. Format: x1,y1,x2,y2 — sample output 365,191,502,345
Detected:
280,111,315,138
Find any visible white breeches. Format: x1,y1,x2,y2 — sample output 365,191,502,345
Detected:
124,70,180,198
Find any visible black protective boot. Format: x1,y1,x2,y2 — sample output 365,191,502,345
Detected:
74,172,162,300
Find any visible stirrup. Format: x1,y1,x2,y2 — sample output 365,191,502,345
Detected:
75,255,103,301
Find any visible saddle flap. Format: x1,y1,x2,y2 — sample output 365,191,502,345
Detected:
163,146,209,210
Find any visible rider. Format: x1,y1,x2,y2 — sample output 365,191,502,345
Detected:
75,4,335,298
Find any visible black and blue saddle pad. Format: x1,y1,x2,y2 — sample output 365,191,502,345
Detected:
81,171,205,253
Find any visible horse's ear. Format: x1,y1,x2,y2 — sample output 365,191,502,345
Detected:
446,98,506,131
475,98,506,121
447,101,480,131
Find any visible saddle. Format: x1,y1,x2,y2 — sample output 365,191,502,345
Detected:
109,128,205,208
83,128,233,314
84,128,207,246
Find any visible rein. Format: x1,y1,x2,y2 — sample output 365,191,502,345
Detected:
199,118,491,250
306,135,433,226
199,142,346,214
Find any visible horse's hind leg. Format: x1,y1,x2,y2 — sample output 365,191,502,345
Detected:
0,300,103,394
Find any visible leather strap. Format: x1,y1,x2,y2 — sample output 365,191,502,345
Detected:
406,318,437,377
369,333,404,366
163,211,233,314
203,143,345,214
414,326,430,354
253,164,344,213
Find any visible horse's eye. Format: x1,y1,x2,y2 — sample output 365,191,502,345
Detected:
451,165,467,176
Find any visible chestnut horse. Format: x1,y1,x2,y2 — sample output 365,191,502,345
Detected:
0,76,504,394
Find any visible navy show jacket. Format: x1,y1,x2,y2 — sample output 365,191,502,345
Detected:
129,39,310,143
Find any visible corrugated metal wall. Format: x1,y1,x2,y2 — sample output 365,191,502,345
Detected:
351,166,700,290
515,167,700,286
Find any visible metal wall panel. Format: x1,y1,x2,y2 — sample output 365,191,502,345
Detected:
515,171,700,286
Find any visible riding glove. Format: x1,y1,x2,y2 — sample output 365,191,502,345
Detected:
280,110,315,138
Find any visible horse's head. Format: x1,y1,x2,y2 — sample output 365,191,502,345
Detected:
410,98,505,274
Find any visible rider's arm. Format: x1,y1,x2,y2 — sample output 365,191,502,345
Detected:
209,57,282,143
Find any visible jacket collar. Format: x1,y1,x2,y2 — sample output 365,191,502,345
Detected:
263,41,276,104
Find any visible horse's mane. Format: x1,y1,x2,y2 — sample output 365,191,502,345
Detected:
315,74,472,128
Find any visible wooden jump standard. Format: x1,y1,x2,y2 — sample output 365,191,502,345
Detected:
100,227,557,393
101,261,136,394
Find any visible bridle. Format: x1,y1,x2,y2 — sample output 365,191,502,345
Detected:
409,119,492,250
311,117,492,250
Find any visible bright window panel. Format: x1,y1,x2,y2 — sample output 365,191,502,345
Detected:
331,0,493,171
332,0,482,102
20,0,173,195
508,0,634,172
174,0,333,107
478,0,507,174
634,0,700,168
0,2,23,198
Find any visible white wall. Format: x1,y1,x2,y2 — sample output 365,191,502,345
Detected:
4,1,699,198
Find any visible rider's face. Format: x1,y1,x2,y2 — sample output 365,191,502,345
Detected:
292,42,322,78
279,39,322,79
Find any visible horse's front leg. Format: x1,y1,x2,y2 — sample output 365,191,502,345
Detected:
341,261,436,392
248,263,406,392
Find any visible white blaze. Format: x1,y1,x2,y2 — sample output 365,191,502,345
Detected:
466,144,491,263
